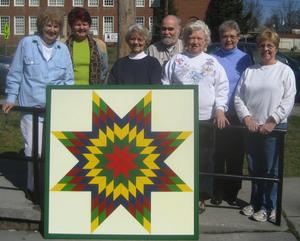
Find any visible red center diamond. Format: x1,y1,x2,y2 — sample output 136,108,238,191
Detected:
105,145,138,179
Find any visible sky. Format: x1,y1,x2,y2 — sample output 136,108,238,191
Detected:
260,0,282,21
259,0,300,22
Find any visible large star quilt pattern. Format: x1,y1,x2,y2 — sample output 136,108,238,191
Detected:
51,91,192,233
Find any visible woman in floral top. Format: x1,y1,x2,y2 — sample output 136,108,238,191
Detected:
162,20,229,213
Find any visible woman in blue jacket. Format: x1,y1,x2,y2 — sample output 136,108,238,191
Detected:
2,8,74,197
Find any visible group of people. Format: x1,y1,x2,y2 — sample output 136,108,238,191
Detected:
2,7,296,224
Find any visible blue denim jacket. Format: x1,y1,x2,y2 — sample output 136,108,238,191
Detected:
5,35,74,107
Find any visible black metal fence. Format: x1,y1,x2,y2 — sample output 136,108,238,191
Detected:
0,106,286,226
199,121,286,226
0,105,45,204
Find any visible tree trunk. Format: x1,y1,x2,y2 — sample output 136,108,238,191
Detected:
164,0,169,16
118,0,136,58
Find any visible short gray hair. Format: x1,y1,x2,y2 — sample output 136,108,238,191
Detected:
219,20,240,35
182,20,211,48
125,24,152,46
162,15,182,28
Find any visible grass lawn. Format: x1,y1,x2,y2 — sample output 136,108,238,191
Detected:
0,110,23,153
0,108,300,177
284,115,300,176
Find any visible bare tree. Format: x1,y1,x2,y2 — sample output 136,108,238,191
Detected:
271,0,300,32
243,0,263,30
265,14,280,30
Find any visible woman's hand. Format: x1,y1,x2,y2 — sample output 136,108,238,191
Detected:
214,109,229,129
259,117,277,134
243,116,259,132
2,102,15,114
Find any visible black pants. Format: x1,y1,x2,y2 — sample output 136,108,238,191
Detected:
199,121,214,200
213,115,244,200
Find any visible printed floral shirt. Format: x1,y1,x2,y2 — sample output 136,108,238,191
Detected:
162,51,229,120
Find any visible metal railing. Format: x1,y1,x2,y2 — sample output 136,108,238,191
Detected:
0,105,45,204
199,121,286,226
0,108,286,226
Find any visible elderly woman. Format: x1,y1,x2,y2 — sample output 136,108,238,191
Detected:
162,20,229,212
108,24,161,84
235,28,296,222
2,9,74,196
211,20,253,206
66,7,108,84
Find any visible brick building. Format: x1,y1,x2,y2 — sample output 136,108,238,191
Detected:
0,0,210,46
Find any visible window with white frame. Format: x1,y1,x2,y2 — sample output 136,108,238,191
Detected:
14,16,25,35
90,16,99,36
149,16,158,33
103,16,114,34
14,0,24,6
103,0,113,7
135,16,144,26
29,16,37,35
88,0,98,7
149,0,160,7
48,0,64,6
0,16,10,35
0,0,10,6
29,0,39,6
149,16,153,33
135,0,144,7
72,0,83,6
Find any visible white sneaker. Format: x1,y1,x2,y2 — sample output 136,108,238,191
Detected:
242,205,254,216
252,209,267,222
268,209,276,223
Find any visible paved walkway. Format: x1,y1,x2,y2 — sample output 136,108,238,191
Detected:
0,156,299,240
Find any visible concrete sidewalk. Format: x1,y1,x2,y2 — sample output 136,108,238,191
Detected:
0,156,299,240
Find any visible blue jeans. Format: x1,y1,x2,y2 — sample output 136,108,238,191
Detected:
245,123,286,212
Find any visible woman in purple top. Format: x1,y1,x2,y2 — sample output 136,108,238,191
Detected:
211,20,252,206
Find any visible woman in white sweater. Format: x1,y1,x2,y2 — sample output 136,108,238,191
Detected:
235,28,296,222
162,20,229,213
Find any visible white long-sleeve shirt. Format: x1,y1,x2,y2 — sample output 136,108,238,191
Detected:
162,51,229,120
234,61,296,124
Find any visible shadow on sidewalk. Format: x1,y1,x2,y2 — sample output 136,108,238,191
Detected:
0,152,27,191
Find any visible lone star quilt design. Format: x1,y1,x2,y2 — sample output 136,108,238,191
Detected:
51,91,192,233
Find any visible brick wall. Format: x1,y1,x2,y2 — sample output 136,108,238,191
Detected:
174,0,210,25
0,0,210,47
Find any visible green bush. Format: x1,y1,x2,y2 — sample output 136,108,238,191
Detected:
0,111,23,153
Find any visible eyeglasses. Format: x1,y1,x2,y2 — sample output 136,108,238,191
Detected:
259,44,276,49
221,35,238,40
